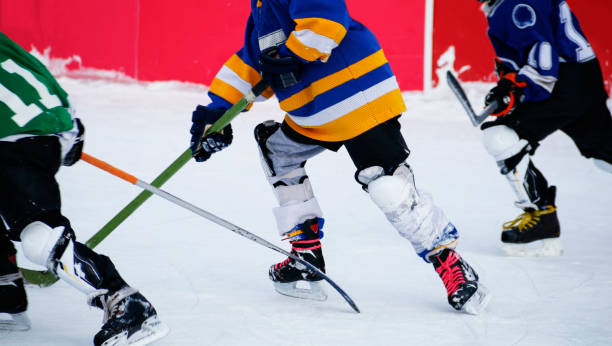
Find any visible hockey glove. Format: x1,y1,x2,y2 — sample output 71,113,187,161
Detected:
63,118,85,166
260,46,302,89
189,105,233,162
494,57,514,79
485,72,527,117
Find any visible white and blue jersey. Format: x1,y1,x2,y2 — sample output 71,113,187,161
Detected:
484,0,596,102
206,0,406,142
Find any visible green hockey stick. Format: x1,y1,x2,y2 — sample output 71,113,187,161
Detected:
20,80,269,286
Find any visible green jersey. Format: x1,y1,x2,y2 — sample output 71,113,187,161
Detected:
0,32,73,139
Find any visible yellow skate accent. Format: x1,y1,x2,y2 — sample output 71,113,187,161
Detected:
503,206,557,231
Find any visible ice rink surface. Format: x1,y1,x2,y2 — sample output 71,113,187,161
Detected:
3,77,611,345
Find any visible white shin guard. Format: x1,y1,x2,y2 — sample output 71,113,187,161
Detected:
366,164,458,259
267,167,323,235
483,125,537,209
20,221,96,294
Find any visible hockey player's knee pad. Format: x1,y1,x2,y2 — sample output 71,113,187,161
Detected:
482,125,531,173
365,163,417,214
254,120,281,177
20,221,73,270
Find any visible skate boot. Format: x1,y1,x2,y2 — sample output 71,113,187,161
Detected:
269,217,327,301
501,186,562,256
89,287,168,346
0,240,31,331
430,248,490,315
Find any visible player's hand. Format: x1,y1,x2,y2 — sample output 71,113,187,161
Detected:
485,72,527,117
189,106,233,162
63,118,85,166
260,46,302,89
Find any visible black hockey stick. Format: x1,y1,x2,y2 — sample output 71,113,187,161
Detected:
81,153,361,313
446,71,498,126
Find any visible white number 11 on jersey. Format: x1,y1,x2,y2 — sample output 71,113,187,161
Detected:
0,59,62,126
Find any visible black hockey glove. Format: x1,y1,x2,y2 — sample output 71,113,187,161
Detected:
485,72,527,117
189,105,233,162
63,118,85,166
260,46,302,89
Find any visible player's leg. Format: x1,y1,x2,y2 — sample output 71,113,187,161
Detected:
481,124,561,256
0,137,167,345
559,59,612,173
0,229,30,331
348,118,489,314
255,120,328,300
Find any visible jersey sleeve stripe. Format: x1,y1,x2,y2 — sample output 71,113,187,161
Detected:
209,77,246,105
285,17,347,62
293,17,347,44
280,49,388,111
518,65,557,93
224,54,263,88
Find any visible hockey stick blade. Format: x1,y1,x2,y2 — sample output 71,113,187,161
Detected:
20,81,269,287
81,153,361,313
446,71,498,126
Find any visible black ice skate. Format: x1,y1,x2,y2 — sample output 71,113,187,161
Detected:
430,248,490,315
0,252,31,331
89,287,168,346
501,186,562,256
269,217,327,301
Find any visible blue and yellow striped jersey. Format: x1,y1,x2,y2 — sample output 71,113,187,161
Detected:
207,0,406,142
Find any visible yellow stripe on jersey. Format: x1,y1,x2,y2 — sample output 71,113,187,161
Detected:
225,54,262,87
286,18,346,62
280,50,388,112
286,34,329,62
294,17,347,44
284,89,406,142
209,78,254,110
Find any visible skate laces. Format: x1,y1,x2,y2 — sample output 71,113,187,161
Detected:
435,252,466,295
96,287,138,323
274,257,291,270
503,206,557,231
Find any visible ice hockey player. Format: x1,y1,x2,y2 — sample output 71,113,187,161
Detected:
0,32,168,345
476,0,612,256
189,0,490,314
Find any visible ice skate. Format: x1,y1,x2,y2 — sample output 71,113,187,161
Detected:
0,253,31,331
269,217,327,301
90,287,168,346
501,187,562,257
430,248,490,315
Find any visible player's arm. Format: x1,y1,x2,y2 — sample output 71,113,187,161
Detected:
207,14,273,111
190,14,272,162
281,0,350,63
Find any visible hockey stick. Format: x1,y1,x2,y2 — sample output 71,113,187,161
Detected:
446,71,498,126
80,152,361,313
20,80,269,287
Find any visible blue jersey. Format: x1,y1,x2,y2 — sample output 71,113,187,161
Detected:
206,0,406,142
484,0,596,102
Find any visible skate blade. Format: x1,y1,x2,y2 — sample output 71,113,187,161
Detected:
502,238,563,257
100,316,169,346
461,284,491,315
273,280,328,301
126,316,169,346
0,312,31,331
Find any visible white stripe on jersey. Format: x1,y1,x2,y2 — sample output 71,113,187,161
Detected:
519,65,557,93
288,76,400,127
293,29,339,55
